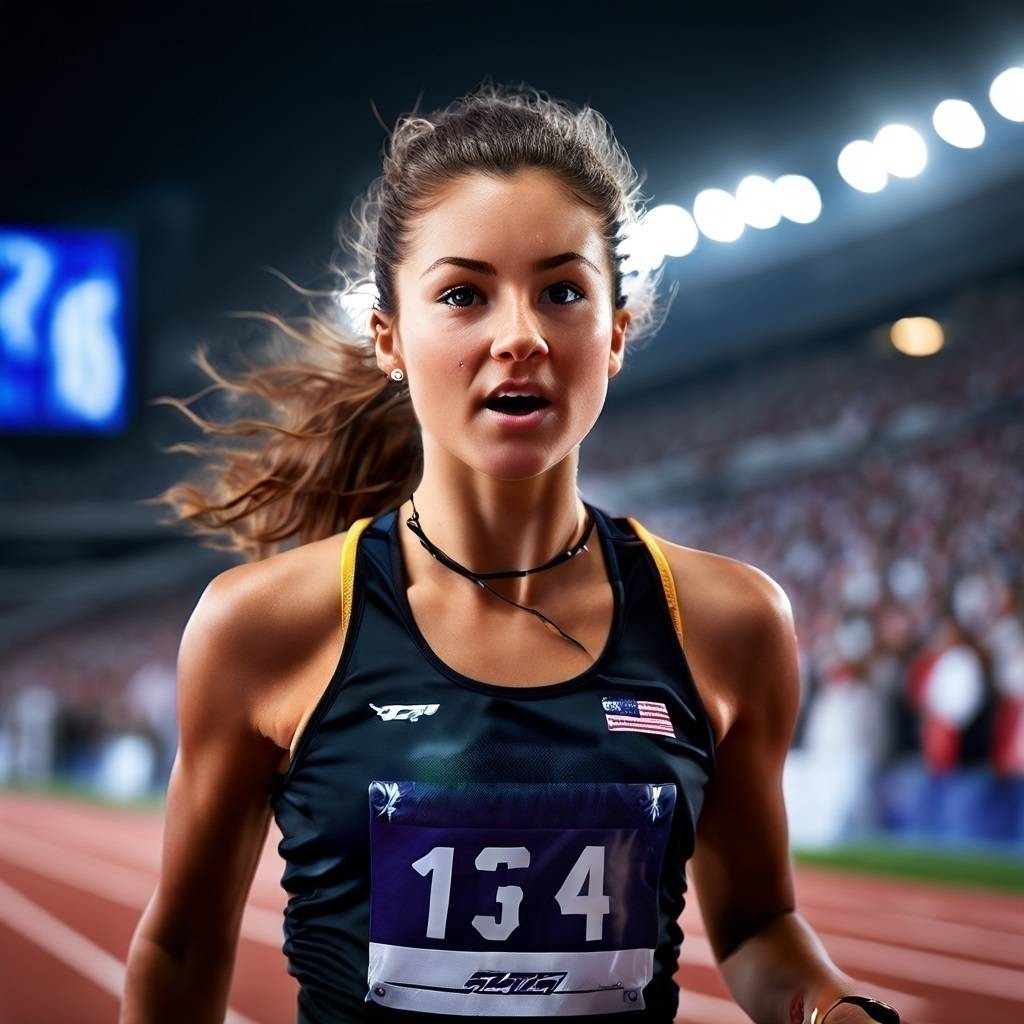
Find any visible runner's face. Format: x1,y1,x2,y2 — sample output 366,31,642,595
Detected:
384,168,629,481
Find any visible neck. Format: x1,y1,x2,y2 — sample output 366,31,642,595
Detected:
398,454,591,608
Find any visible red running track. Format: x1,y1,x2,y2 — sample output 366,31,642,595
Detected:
1,791,1022,1023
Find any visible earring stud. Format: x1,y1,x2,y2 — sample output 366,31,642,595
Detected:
390,367,405,382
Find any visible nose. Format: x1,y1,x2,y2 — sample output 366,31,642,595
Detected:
489,295,549,363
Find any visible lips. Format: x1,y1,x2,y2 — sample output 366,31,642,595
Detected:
482,379,554,406
483,394,552,414
482,403,552,430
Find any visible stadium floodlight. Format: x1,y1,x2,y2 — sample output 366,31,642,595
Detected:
873,124,928,178
693,188,745,242
618,217,668,274
735,175,782,229
890,316,944,356
774,175,821,224
932,99,986,148
639,203,699,258
989,66,1024,121
837,139,888,192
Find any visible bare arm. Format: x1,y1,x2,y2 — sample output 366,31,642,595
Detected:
120,566,285,1023
686,561,889,1024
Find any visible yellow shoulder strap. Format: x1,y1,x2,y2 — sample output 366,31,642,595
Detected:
624,516,686,648
340,515,374,634
288,515,374,762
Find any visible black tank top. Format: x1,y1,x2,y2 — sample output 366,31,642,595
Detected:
269,500,717,1023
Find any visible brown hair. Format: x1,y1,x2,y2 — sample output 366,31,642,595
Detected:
144,78,673,562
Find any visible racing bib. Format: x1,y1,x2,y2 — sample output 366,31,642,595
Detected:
366,779,676,1016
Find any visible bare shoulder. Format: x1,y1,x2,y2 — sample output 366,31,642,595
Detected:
655,537,802,962
182,529,349,752
647,532,797,748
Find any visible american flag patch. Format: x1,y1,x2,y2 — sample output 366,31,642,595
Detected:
601,696,675,738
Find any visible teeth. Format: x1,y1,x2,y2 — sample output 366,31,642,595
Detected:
495,391,542,399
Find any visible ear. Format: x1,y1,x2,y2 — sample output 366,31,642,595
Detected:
608,307,631,380
370,308,402,374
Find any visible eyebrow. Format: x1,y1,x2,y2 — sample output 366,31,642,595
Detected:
419,251,602,279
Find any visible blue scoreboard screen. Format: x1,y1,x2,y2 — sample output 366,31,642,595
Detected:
0,226,133,434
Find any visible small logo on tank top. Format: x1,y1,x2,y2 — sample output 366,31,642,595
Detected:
601,696,676,738
369,702,440,722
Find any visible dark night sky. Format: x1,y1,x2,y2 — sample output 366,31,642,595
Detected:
4,1,1024,397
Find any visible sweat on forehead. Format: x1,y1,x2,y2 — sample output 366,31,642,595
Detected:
401,170,609,279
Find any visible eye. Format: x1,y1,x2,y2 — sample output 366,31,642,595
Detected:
541,281,586,305
438,282,589,309
437,284,482,309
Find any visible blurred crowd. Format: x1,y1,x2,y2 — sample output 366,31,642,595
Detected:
589,278,1024,479
1,275,1023,849
604,278,1024,847
642,418,1024,847
0,602,182,799
645,418,1023,776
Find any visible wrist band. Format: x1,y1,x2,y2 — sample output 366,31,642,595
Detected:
812,994,901,1023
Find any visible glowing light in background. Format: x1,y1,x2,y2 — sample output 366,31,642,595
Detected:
774,174,822,224
735,175,782,229
890,316,945,356
640,204,699,258
837,139,888,192
693,188,745,242
989,66,1024,121
618,219,663,274
932,99,986,148
617,204,699,276
334,275,379,336
873,123,928,178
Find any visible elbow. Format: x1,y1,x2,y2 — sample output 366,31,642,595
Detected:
121,900,235,1024
716,904,797,965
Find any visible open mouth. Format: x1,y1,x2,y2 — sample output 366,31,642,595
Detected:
483,395,552,416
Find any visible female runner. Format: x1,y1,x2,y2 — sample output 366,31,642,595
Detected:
121,80,901,1024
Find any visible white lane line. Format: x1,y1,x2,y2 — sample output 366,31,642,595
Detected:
0,877,260,1024
0,824,284,948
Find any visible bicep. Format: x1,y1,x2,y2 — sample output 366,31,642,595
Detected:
144,570,284,960
688,571,801,963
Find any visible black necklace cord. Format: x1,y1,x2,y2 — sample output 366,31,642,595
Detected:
403,492,596,660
